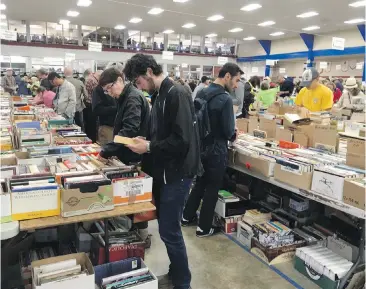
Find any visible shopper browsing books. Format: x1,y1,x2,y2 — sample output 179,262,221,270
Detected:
333,77,365,112
124,54,199,289
1,68,16,95
48,72,76,119
295,67,333,112
182,63,241,238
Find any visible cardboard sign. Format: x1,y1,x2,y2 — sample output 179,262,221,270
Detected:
293,131,309,147
343,179,366,210
346,138,366,169
259,118,277,138
313,124,338,152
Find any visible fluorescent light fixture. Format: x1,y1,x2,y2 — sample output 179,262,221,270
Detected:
297,11,319,18
163,29,174,34
0,14,6,20
182,23,196,28
77,0,92,7
344,18,365,24
129,17,142,23
173,0,190,2
349,0,366,7
206,33,217,37
0,4,6,10
243,36,256,40
148,8,164,15
258,21,275,26
229,28,243,32
270,31,285,36
302,25,320,31
114,25,126,29
67,11,79,17
59,19,70,25
207,14,224,21
241,3,262,11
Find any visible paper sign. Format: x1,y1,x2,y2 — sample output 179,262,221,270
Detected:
356,62,364,70
88,41,102,52
217,56,228,65
336,64,342,71
266,59,276,66
332,37,345,51
252,67,259,73
162,51,174,60
182,63,188,68
319,62,328,69
279,68,286,73
0,29,17,41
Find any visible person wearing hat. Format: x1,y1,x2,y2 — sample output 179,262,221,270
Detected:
334,77,365,111
1,68,16,94
295,67,333,112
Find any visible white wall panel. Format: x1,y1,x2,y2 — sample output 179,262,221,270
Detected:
271,37,307,54
313,29,365,50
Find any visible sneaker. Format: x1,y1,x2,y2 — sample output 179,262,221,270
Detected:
196,226,221,238
181,216,197,227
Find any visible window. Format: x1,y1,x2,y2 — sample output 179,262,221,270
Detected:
203,66,213,78
190,65,200,80
110,28,124,49
180,34,191,53
30,21,46,43
8,20,26,42
191,35,201,54
204,36,215,54
128,30,140,50
82,25,96,46
153,33,164,50
140,32,152,50
46,22,63,44
63,24,78,45
167,33,179,52
96,27,110,47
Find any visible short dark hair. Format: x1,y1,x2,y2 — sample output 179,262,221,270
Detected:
47,72,61,82
99,68,124,87
249,76,261,88
201,76,209,83
123,54,163,81
218,63,244,78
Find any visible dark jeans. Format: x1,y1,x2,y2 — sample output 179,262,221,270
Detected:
154,178,192,289
74,110,84,132
183,153,227,232
83,104,97,142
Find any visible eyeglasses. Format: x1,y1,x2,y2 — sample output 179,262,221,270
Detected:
103,82,116,94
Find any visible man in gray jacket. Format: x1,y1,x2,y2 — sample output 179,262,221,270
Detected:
48,72,76,119
64,67,86,131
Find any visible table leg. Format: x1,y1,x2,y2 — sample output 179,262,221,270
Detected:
104,218,109,263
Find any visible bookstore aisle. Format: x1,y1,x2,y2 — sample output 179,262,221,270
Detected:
144,221,320,289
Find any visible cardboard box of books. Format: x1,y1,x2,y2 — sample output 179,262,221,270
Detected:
237,221,254,249
235,152,275,178
214,214,241,234
215,190,248,218
94,257,158,289
1,192,12,223
112,171,153,206
342,178,366,210
346,138,366,170
31,253,95,289
10,175,60,221
313,124,339,153
259,116,277,139
274,163,313,191
311,166,365,201
275,127,293,142
236,118,249,134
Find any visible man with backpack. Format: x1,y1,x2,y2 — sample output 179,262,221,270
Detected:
182,62,243,237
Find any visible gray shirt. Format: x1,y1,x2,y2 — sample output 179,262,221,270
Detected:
234,80,245,114
192,83,206,100
335,89,366,111
65,76,86,112
53,79,76,118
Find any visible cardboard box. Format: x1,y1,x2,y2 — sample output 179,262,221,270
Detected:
259,118,277,139
237,221,254,249
274,163,313,191
327,236,359,263
275,127,293,142
94,258,158,289
346,138,366,169
248,117,259,135
11,187,60,221
235,152,275,177
293,131,309,147
214,214,241,234
1,193,12,223
61,184,114,217
113,172,152,206
267,103,297,116
313,124,339,153
236,118,249,134
215,197,249,218
31,253,94,289
343,178,366,210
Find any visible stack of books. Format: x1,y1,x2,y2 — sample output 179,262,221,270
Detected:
242,209,271,226
252,221,294,248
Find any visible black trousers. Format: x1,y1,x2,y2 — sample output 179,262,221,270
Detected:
183,153,227,232
74,111,84,132
83,104,97,143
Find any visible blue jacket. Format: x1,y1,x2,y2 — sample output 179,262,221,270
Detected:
17,80,30,96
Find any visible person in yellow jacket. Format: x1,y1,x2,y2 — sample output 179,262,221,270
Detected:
295,67,333,112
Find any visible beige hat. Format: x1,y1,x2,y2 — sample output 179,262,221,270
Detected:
344,77,358,89
263,76,271,82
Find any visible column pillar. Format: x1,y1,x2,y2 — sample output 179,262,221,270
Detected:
26,21,30,42
234,39,238,55
200,36,205,54
163,34,168,51
162,63,168,76
78,25,82,46
123,29,128,49
300,33,315,68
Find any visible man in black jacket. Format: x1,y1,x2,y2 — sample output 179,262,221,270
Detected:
182,63,241,237
97,68,150,165
278,76,295,97
124,54,197,289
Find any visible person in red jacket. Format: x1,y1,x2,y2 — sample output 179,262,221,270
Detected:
326,81,342,103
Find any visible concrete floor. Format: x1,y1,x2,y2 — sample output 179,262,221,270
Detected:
145,220,321,289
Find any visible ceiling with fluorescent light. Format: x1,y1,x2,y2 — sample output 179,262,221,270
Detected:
2,0,365,40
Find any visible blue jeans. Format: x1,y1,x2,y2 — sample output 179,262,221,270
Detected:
154,178,192,289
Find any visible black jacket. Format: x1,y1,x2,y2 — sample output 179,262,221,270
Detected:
198,83,235,155
280,79,295,97
241,82,255,118
40,78,53,91
144,77,197,184
100,83,150,164
92,85,117,127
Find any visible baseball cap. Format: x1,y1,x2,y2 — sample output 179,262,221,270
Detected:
300,67,319,88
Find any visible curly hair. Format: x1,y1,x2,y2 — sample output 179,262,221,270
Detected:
123,54,163,81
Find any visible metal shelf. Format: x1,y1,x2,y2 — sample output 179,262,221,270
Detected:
230,165,366,220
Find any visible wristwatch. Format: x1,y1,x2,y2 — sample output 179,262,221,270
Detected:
146,141,151,153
